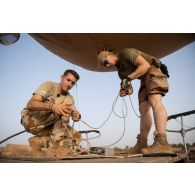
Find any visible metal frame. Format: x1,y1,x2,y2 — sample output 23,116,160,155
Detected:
167,110,195,161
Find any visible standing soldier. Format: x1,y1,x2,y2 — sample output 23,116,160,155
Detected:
98,48,172,155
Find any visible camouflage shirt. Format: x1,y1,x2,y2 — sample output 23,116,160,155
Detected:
22,81,75,114
33,81,75,104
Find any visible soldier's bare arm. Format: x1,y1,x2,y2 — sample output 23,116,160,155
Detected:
27,94,72,117
26,93,50,111
128,55,151,80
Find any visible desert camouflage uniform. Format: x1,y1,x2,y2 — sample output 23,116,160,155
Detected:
21,81,80,149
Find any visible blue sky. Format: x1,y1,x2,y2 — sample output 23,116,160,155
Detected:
0,34,195,148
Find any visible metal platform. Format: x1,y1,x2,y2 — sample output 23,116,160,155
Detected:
0,153,187,163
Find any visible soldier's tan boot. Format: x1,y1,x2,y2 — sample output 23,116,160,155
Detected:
141,133,173,154
128,134,148,155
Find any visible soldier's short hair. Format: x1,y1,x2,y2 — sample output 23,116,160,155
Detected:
63,69,80,80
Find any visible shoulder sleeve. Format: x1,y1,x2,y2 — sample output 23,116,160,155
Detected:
126,48,139,65
34,81,54,100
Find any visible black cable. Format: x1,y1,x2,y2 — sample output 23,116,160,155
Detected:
0,130,27,145
0,118,60,145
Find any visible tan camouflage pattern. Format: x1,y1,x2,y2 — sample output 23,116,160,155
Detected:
49,120,81,149
138,66,169,104
21,109,58,135
28,136,50,151
21,81,80,150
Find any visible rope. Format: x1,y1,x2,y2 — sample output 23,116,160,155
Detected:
112,95,128,118
129,95,140,118
79,93,128,147
80,93,127,130
102,98,126,148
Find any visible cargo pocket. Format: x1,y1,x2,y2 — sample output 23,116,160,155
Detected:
149,71,169,94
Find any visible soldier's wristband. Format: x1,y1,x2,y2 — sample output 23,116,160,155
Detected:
49,102,54,111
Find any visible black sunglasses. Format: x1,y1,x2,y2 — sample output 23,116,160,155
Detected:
103,59,109,67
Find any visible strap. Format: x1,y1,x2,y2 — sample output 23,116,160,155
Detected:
79,130,100,134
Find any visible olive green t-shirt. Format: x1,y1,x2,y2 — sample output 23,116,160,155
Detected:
116,48,160,79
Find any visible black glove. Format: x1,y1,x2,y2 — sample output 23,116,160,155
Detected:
120,78,133,96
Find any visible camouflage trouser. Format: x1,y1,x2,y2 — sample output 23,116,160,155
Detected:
49,120,81,149
21,109,81,149
21,109,59,135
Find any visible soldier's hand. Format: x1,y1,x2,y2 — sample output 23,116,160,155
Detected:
119,84,133,97
119,88,128,97
71,110,81,122
121,78,132,89
52,103,72,117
